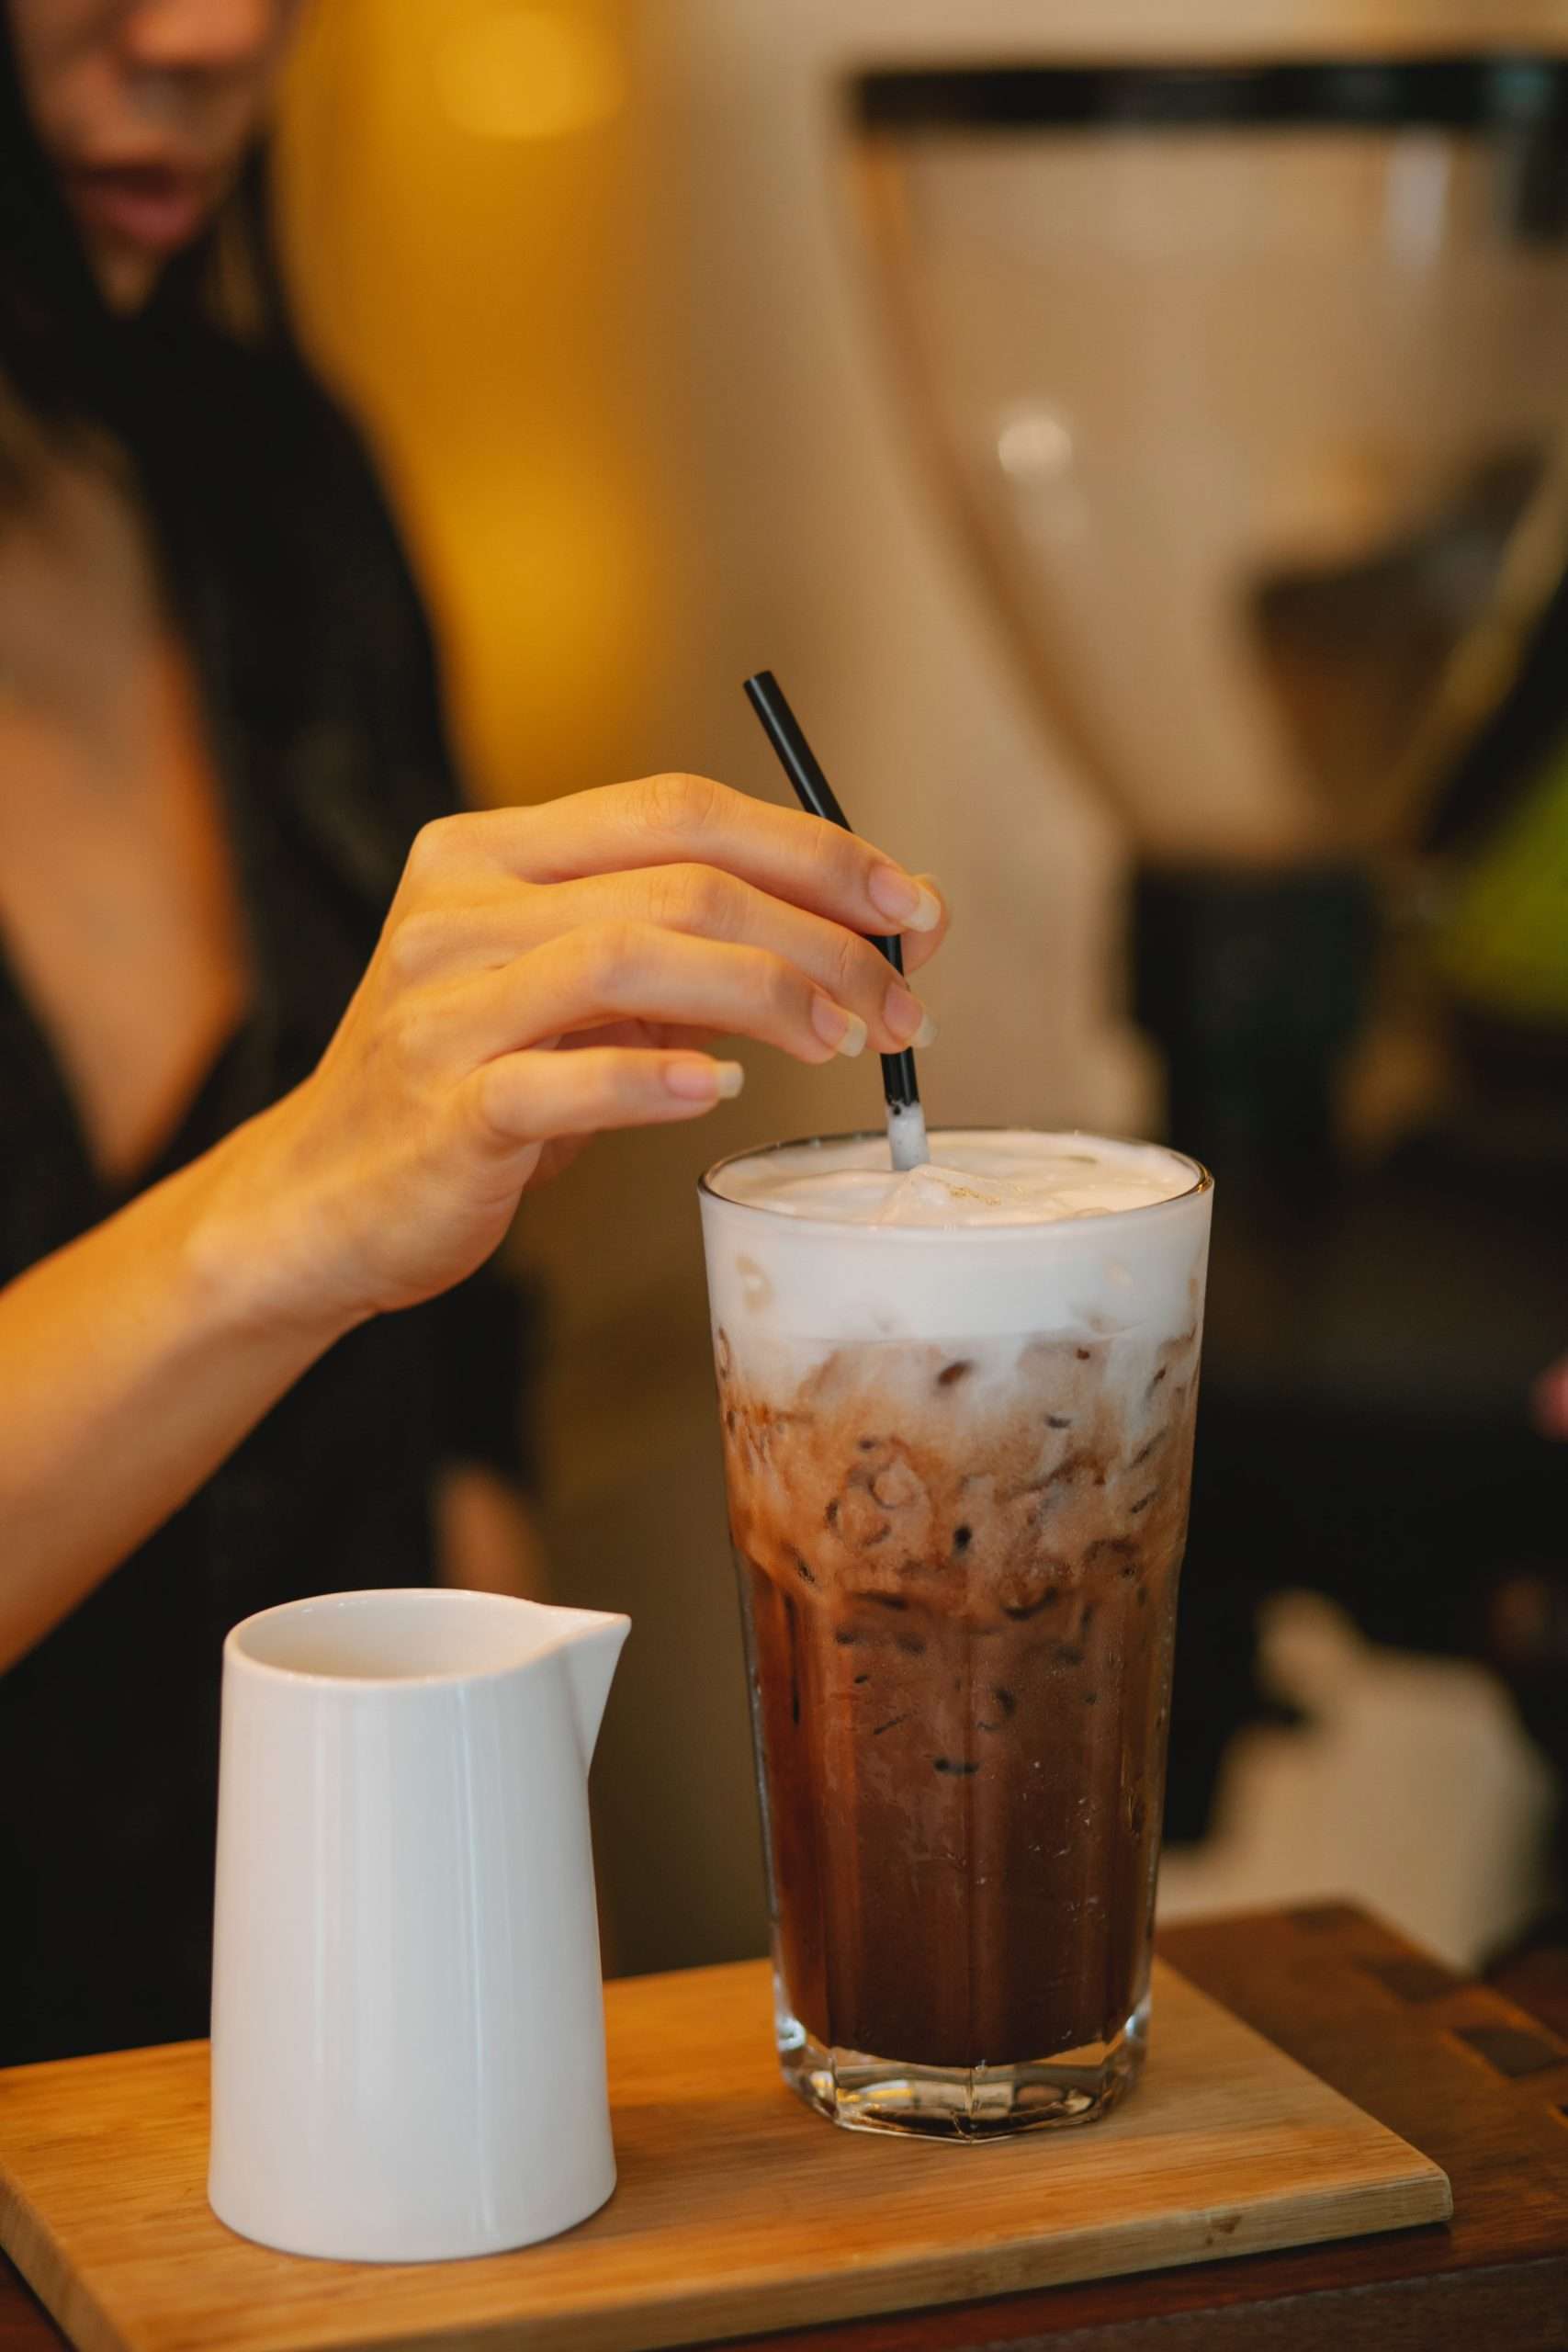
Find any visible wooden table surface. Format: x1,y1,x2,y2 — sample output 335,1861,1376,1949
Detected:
3,1904,1564,2352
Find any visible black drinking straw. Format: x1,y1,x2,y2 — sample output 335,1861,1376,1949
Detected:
743,670,929,1167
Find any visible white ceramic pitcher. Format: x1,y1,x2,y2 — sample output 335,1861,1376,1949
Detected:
208,1587,629,2261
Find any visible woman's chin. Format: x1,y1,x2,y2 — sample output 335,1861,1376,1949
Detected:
88,235,165,315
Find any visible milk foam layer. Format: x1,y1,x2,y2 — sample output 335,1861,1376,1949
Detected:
701,1130,1209,1348
711,1131,1190,1228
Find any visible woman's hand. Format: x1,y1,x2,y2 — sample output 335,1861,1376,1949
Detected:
0,775,943,1670
210,775,946,1335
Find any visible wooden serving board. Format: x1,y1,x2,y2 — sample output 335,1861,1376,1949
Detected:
0,1958,1450,2352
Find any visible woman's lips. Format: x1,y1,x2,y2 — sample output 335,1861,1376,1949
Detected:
67,165,218,254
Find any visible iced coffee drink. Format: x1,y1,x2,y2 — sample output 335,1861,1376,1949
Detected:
699,1131,1210,2137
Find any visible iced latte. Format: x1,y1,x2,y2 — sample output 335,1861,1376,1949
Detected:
700,1131,1211,2136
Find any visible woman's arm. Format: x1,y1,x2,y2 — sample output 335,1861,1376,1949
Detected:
0,1141,550,1668
0,775,944,1672
0,1123,356,1671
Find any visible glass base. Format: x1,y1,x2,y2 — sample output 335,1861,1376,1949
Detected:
776,1996,1148,2139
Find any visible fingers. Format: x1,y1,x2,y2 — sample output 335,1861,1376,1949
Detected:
616,862,944,1025
442,922,928,1067
384,865,941,1045
895,875,949,979
469,1046,745,1148
443,776,943,943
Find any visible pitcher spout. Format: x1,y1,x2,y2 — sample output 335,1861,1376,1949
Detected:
553,1609,630,1765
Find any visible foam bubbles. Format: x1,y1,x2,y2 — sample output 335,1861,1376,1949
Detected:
701,1131,1210,1348
710,1131,1194,1229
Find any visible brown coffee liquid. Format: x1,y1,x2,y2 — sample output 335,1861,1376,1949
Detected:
719,1325,1198,2070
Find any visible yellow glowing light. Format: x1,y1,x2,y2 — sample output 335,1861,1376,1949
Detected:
438,7,625,143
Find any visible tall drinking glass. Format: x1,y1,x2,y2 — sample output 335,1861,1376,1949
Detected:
700,1130,1211,2137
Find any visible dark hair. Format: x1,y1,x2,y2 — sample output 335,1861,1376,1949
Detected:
0,12,461,921
0,8,289,493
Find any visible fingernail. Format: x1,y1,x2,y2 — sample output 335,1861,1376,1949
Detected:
914,1012,939,1048
665,1057,745,1102
869,866,943,933
812,996,867,1057
883,980,928,1046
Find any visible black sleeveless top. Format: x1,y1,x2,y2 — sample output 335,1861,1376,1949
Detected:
0,387,538,2066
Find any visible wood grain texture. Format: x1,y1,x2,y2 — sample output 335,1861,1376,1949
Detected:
9,1906,1564,2352
708,1907,1566,2352
0,1958,1446,2352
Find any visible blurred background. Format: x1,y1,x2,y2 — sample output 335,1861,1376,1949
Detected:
275,0,1568,1994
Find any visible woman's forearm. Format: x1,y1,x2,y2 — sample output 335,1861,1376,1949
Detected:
0,1109,352,1672
0,778,948,1674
